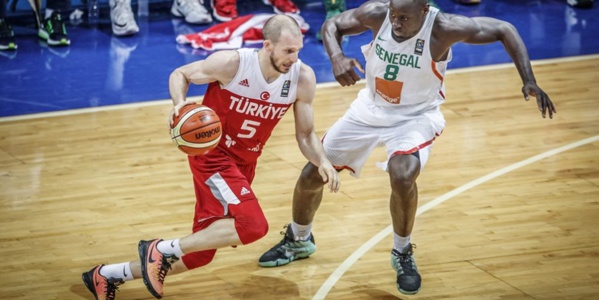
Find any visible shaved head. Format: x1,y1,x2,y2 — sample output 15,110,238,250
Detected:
262,14,303,44
390,0,428,8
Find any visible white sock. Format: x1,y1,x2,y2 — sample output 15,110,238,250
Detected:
45,9,54,19
393,234,411,253
157,239,184,258
99,262,134,281
291,221,312,241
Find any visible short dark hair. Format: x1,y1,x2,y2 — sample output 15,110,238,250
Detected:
391,0,428,7
262,15,302,44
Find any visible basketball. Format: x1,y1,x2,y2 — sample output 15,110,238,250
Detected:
170,104,222,156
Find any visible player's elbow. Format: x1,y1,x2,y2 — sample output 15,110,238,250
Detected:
496,21,519,40
169,68,187,84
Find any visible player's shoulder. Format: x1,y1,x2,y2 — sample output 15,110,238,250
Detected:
206,50,241,81
295,62,316,100
208,49,241,66
298,63,316,86
433,11,474,34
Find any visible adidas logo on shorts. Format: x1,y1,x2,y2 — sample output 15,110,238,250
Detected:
240,187,250,195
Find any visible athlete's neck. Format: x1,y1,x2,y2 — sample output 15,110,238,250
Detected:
258,48,281,84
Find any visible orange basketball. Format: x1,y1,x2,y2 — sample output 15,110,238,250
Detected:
170,104,222,156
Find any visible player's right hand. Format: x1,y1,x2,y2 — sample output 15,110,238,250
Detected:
168,99,197,128
318,161,340,193
331,54,364,86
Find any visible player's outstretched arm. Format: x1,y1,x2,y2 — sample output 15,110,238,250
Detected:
293,64,340,193
439,14,556,118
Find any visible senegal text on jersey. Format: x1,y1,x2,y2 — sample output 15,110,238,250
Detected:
375,44,422,69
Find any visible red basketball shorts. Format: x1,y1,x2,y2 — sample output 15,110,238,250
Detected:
181,148,267,269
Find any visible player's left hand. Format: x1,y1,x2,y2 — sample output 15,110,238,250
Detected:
168,99,197,128
522,82,556,119
318,161,340,193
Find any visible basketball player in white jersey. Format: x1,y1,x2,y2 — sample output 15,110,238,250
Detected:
259,0,556,295
81,15,340,300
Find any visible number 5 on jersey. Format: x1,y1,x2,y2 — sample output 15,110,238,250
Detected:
238,120,260,138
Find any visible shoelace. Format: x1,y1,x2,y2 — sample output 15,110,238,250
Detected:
394,246,417,275
274,225,303,255
398,256,416,274
153,255,178,284
105,278,124,299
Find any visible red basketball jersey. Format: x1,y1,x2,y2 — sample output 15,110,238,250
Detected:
202,49,301,164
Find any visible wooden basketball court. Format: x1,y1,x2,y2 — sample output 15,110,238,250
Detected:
1,55,598,299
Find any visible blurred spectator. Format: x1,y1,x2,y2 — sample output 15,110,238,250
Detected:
316,0,345,41
0,0,70,51
211,0,299,22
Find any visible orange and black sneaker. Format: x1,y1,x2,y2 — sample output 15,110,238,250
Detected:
138,239,179,299
82,265,124,300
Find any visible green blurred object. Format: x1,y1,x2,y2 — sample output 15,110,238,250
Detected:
316,0,346,41
428,0,440,9
453,0,481,4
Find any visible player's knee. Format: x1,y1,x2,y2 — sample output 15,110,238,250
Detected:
234,205,269,245
390,170,417,188
181,249,217,270
388,155,420,189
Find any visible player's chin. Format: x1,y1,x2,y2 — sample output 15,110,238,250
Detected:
281,64,293,73
392,29,406,38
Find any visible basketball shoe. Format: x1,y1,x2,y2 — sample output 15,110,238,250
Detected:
211,0,237,22
38,12,70,46
172,0,212,24
138,239,180,299
391,243,421,295
110,0,140,36
258,224,316,267
263,0,299,14
82,265,124,300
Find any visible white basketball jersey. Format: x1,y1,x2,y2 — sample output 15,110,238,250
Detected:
347,7,451,127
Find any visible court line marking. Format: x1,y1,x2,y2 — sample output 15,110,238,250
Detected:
312,134,599,300
1,54,598,123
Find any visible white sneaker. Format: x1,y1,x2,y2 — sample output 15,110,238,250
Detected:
171,0,213,24
110,0,140,36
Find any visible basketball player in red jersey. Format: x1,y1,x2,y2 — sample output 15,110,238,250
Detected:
259,0,556,295
81,15,340,300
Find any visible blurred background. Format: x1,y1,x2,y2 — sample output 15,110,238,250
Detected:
1,0,598,118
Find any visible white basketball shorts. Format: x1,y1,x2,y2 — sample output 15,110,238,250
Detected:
322,107,445,178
